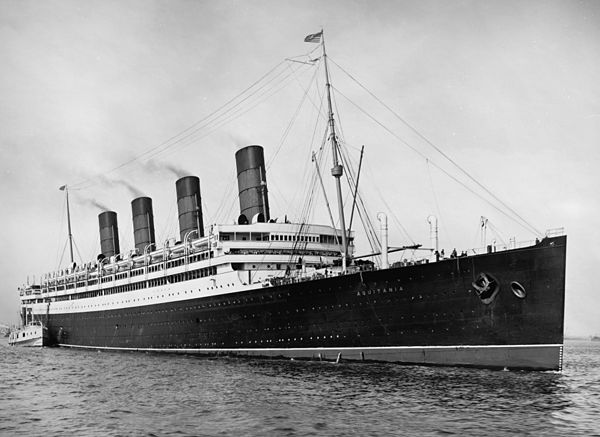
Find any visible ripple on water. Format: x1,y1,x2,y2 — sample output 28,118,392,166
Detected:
0,339,599,436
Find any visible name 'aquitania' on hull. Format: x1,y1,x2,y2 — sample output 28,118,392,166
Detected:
16,32,567,371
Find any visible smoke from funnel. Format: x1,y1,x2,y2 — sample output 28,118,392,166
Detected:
76,196,111,212
143,160,190,179
229,133,253,148
119,180,144,198
98,175,145,198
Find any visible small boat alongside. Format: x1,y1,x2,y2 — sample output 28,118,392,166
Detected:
8,321,48,347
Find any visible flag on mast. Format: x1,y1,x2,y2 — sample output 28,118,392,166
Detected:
304,31,322,43
59,185,66,191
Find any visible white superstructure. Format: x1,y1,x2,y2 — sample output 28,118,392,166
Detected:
20,222,355,319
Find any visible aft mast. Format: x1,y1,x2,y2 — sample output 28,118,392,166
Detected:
306,29,348,271
59,184,74,264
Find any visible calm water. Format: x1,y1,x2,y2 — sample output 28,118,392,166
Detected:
1,340,599,436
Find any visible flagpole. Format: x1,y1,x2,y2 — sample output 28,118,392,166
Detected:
321,30,348,272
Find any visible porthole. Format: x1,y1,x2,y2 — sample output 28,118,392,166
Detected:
511,281,526,298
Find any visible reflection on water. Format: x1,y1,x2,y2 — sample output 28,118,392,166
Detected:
0,340,598,436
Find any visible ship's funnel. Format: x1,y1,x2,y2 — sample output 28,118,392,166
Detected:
176,176,204,241
98,211,120,258
235,145,270,222
131,197,156,253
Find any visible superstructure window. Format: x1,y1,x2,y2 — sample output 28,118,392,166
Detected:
54,261,221,302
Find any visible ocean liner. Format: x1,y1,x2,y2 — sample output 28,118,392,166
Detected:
16,32,566,370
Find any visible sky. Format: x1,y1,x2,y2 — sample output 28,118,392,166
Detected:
0,0,598,336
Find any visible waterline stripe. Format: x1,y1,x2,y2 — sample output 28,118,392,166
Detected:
59,344,563,352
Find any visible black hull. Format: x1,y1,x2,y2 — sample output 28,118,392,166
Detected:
47,236,566,370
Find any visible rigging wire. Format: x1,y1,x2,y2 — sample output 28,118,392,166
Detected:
331,84,542,237
215,179,240,225
328,58,542,237
158,199,177,244
288,97,331,265
328,66,345,142
285,75,328,224
210,171,238,224
279,70,328,218
56,240,68,271
201,198,211,233
152,63,313,161
72,238,84,265
169,60,317,226
71,60,290,189
73,60,312,191
115,62,310,175
341,139,415,246
64,50,319,242
286,44,323,63
337,145,381,254
287,63,385,263
278,59,327,131
336,128,404,252
160,66,312,167
266,60,322,170
486,219,508,246
294,76,329,211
